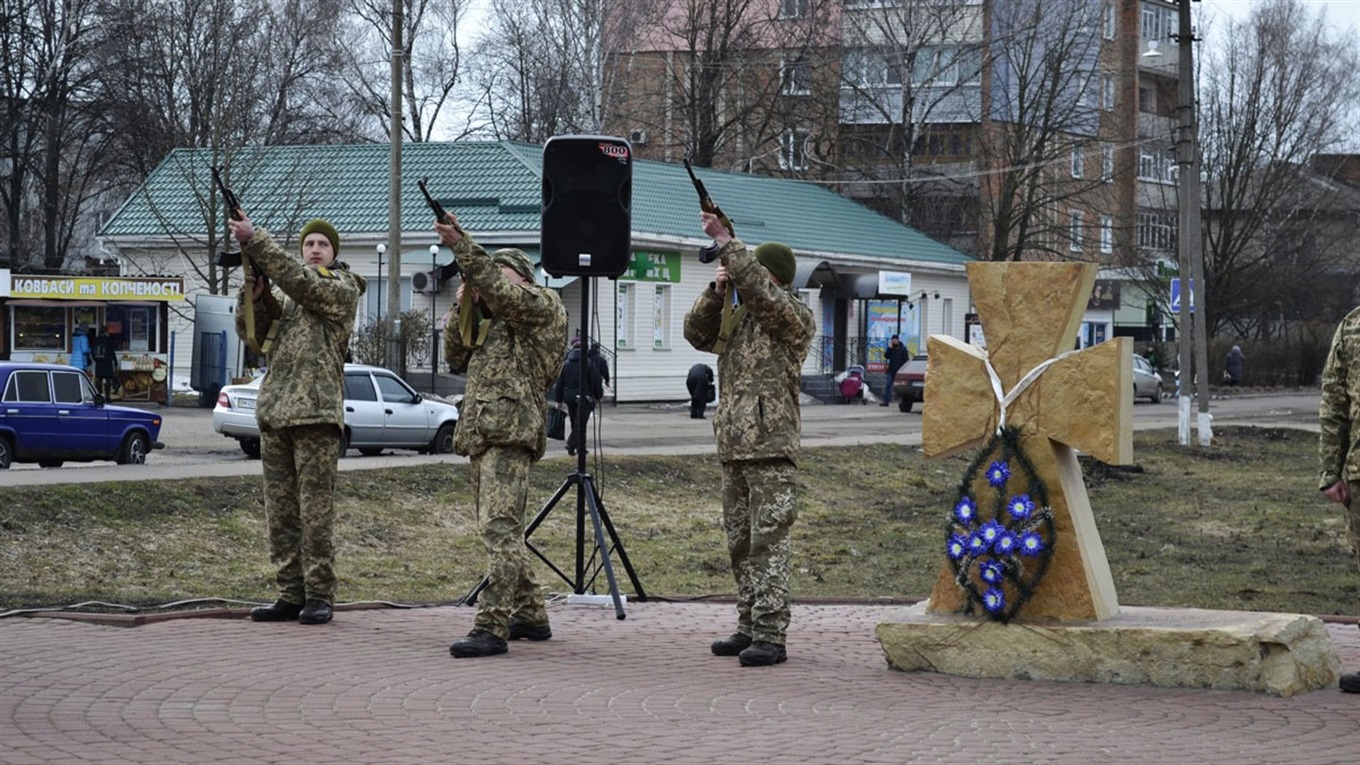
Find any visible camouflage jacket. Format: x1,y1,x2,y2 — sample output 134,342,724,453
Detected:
683,238,815,465
235,228,365,432
1318,305,1360,488
442,237,567,461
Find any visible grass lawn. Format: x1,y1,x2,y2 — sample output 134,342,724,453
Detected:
1,426,1356,617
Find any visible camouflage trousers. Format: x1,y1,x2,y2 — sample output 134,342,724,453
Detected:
470,446,548,639
1343,482,1360,565
260,424,341,605
721,458,799,645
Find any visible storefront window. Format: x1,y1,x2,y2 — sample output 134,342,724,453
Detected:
13,307,67,351
104,304,159,353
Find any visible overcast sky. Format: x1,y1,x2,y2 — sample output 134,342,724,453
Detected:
1202,0,1358,35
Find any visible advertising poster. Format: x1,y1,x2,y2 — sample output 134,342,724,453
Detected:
866,300,920,372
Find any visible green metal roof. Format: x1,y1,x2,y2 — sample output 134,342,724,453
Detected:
101,141,973,266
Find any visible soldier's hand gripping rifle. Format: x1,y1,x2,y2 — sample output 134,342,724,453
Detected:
419,177,484,348
212,167,265,355
684,159,745,353
684,158,735,264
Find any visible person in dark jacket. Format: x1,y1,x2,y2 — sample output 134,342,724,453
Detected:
686,363,715,419
882,335,909,406
91,326,119,399
588,341,610,395
554,338,604,456
1225,345,1245,386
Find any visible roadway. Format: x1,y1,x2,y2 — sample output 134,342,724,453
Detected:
0,391,1323,486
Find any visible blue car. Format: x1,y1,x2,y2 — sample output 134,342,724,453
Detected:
0,361,165,469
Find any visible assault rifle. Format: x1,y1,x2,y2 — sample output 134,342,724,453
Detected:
684,158,734,263
211,166,264,354
418,177,480,347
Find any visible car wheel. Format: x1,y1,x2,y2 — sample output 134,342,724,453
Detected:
117,432,150,465
1151,382,1163,404
0,436,11,469
240,438,261,460
431,421,456,454
358,447,383,457
38,459,64,468
898,397,910,412
338,429,350,459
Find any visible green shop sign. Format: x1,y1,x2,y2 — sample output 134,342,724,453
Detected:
624,250,681,283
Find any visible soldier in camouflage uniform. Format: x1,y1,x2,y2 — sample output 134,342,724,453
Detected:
435,212,568,658
1316,309,1360,694
683,211,815,667
228,214,365,626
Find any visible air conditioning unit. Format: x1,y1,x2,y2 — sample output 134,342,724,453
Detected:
628,129,648,145
411,269,440,294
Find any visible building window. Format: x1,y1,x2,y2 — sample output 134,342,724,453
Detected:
1138,149,1176,184
652,285,672,349
1142,2,1175,43
1070,211,1083,252
1101,74,1115,110
12,306,67,351
781,128,810,171
1137,211,1177,250
1102,144,1115,183
911,45,982,87
1105,2,1117,39
781,54,812,95
1138,84,1155,113
780,0,809,18
616,283,633,349
1071,147,1085,178
1100,215,1114,253
844,48,902,88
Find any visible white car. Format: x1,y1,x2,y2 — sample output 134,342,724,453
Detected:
1133,354,1163,404
212,364,459,459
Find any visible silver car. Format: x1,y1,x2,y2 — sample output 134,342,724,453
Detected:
212,364,459,459
1133,354,1163,404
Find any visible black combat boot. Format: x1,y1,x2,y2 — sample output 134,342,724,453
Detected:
450,628,508,658
298,599,333,625
1340,672,1360,693
249,599,303,622
710,632,753,657
738,641,787,667
508,619,552,641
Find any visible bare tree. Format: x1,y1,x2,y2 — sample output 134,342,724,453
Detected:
832,0,985,242
974,0,1123,262
343,0,471,142
1197,0,1360,338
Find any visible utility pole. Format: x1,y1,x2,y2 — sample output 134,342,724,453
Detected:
1173,0,1210,446
386,0,404,372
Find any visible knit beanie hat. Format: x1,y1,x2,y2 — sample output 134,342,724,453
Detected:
491,248,536,281
754,241,796,286
299,219,340,255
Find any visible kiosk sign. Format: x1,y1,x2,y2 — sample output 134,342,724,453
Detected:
9,276,185,301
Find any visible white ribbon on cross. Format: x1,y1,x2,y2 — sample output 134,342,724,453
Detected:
981,348,1083,434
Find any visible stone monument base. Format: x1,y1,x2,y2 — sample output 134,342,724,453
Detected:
876,602,1340,697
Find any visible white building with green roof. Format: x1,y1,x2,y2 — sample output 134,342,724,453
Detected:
99,140,977,403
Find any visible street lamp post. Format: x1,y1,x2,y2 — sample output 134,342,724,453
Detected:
1173,0,1211,447
429,245,439,393
375,243,385,322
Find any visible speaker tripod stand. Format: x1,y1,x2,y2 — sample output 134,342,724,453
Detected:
463,277,645,619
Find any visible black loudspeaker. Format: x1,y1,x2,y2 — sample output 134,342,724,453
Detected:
541,135,633,277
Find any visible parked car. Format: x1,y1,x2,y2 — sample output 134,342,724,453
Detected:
212,364,459,459
0,361,164,469
1133,353,1163,404
891,355,929,412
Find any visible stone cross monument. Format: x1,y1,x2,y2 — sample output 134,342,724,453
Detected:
923,261,1131,622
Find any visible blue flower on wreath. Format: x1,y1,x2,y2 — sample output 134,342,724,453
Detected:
978,519,1005,546
954,497,977,525
979,560,1006,585
993,530,1017,556
1019,530,1046,557
986,461,1011,487
968,532,988,555
983,587,1007,614
947,534,969,560
1007,494,1034,521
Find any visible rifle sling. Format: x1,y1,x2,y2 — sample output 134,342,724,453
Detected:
458,293,488,349
240,250,264,356
712,289,745,355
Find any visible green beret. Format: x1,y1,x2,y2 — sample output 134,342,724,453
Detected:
299,219,340,255
754,241,796,286
491,248,535,281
